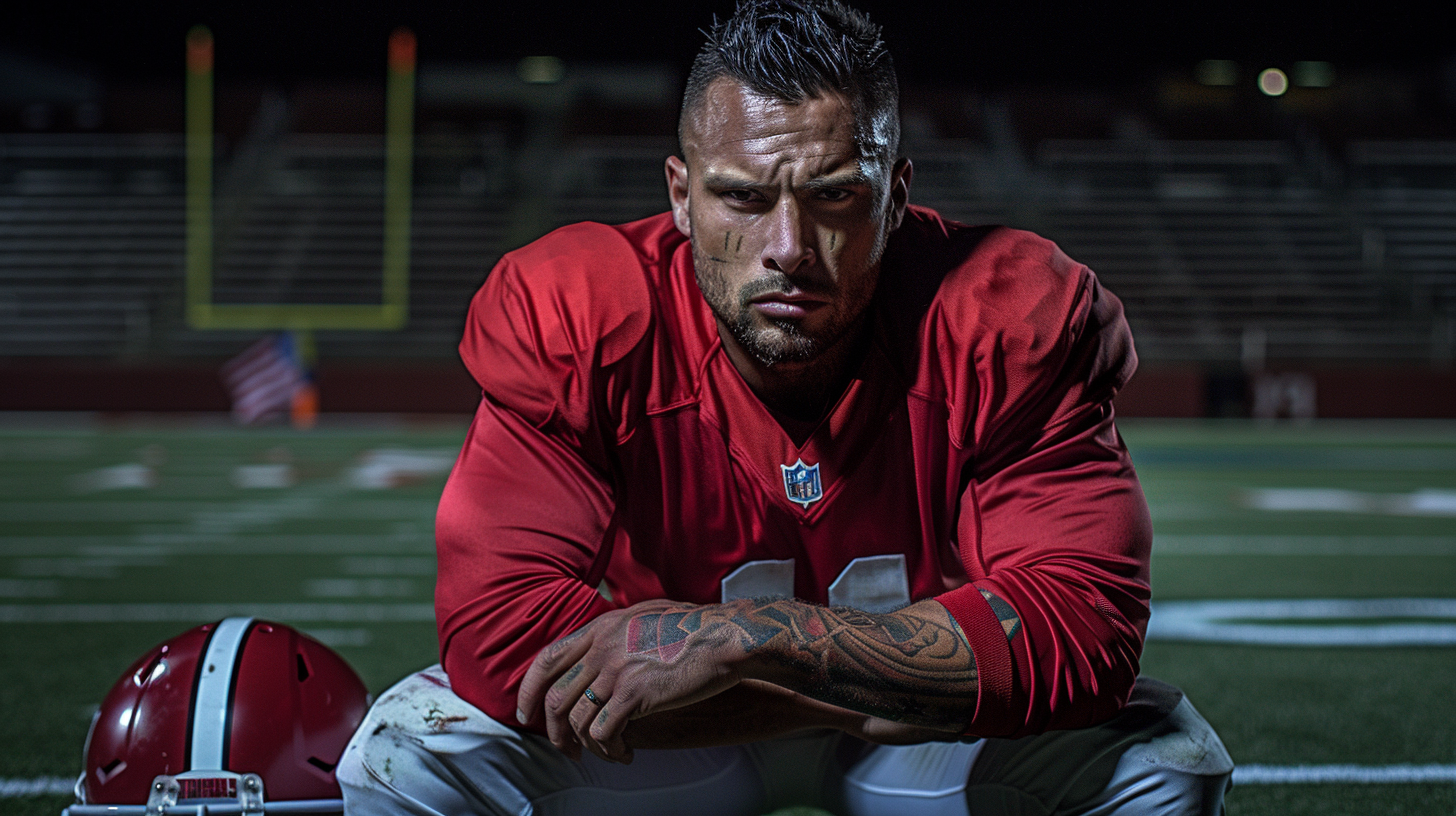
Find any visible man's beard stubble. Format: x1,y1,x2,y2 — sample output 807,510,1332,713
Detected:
692,248,825,367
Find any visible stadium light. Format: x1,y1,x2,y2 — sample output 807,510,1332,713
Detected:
1258,68,1289,97
518,56,566,84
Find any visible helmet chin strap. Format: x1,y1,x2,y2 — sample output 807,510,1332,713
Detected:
190,617,254,770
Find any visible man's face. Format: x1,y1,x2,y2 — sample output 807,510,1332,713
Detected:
667,78,910,371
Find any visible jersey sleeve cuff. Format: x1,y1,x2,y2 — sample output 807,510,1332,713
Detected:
935,587,1015,734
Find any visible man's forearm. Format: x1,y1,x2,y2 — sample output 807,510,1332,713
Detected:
518,592,1018,762
624,597,980,730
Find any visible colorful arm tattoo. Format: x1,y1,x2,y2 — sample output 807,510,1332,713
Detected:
624,599,978,728
979,588,1023,641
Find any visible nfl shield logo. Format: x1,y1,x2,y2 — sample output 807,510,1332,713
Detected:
780,458,823,508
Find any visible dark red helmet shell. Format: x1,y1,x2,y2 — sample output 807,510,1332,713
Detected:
82,618,369,805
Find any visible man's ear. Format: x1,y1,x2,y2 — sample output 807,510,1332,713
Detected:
887,157,912,230
665,155,691,238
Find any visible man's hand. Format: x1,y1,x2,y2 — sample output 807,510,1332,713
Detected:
516,595,986,763
515,599,754,762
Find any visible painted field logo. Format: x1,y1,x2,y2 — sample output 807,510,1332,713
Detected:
781,459,823,508
1148,598,1456,646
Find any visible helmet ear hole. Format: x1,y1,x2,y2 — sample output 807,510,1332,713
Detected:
296,653,310,682
133,651,165,687
307,756,335,773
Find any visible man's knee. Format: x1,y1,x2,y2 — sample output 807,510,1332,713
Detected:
337,665,522,816
966,677,1232,815
336,685,435,812
1124,678,1233,776
1109,679,1233,814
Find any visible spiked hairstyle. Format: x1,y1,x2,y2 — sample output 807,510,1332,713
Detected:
679,0,900,164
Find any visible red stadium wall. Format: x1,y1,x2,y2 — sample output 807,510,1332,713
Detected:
0,361,481,415
0,362,1451,418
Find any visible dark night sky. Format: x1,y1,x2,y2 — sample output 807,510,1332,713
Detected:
6,1,1453,89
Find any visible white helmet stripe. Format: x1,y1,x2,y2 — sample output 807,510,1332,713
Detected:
190,617,254,770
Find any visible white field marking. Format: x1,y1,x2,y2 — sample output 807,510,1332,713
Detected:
347,447,457,489
1245,487,1456,517
0,498,433,524
0,435,92,459
0,579,60,598
12,557,128,578
305,627,374,647
8,765,1456,796
1233,764,1456,784
1148,598,1456,646
11,532,1449,559
304,577,417,598
189,491,324,535
0,602,433,624
230,463,296,489
0,533,433,558
0,776,74,797
19,531,1451,559
69,463,155,493
342,555,437,575
1155,535,1456,555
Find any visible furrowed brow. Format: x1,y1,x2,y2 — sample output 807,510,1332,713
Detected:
701,173,765,190
801,170,871,192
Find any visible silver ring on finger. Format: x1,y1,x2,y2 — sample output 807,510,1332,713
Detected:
583,687,603,705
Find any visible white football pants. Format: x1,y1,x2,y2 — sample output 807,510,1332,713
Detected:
338,666,1231,816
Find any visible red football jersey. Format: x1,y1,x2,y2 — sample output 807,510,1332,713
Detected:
436,206,1152,738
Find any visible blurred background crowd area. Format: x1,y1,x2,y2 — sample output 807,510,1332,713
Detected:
2,1,1454,420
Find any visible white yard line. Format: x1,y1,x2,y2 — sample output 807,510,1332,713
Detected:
0,532,433,556
0,497,433,524
6,533,1450,558
8,766,1456,798
1154,534,1456,555
0,776,73,797
1233,764,1456,784
0,602,433,623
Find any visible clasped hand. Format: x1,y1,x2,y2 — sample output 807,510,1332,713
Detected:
515,599,747,763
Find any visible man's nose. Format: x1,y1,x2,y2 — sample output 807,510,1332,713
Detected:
761,198,815,275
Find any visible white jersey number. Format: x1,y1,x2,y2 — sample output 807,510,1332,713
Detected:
719,554,910,613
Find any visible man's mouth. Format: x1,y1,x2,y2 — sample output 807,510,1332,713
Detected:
747,290,829,320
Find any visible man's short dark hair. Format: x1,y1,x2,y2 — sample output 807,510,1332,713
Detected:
679,0,900,163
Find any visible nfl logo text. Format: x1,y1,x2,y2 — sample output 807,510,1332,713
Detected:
780,458,823,508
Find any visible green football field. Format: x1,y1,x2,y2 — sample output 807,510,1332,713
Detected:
2,414,1453,815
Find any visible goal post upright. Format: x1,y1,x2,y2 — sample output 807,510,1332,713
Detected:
381,28,416,330
184,26,214,327
184,26,416,333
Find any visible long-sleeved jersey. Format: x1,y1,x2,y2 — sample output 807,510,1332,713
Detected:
436,206,1152,738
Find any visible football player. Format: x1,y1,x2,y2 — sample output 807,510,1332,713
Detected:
339,2,1233,813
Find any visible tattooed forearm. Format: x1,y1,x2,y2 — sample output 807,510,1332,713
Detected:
623,599,977,728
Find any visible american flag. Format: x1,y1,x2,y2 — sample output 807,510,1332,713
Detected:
221,333,310,424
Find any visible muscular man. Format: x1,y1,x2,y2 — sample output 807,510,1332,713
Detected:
339,2,1233,813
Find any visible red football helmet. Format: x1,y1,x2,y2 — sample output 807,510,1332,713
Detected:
66,617,370,815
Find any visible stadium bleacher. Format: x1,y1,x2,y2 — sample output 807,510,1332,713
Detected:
1,78,1453,414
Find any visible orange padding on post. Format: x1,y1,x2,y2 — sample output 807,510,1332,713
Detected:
186,27,213,73
388,28,416,72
